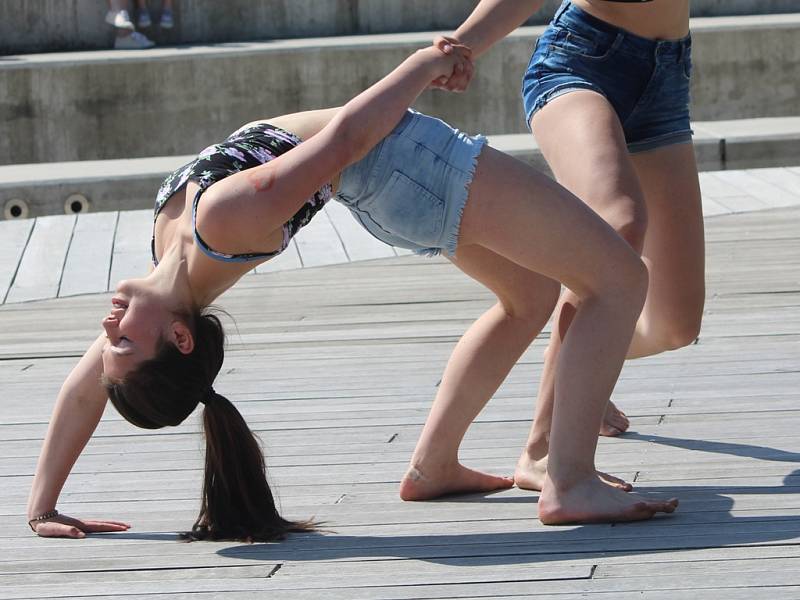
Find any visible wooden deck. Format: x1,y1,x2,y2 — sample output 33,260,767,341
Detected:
2,166,800,305
0,203,799,597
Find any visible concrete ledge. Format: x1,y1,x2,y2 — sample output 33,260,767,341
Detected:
2,14,799,165
0,156,190,218
3,117,799,219
5,0,800,55
695,117,800,170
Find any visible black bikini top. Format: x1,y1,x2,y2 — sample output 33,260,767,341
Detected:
151,122,331,266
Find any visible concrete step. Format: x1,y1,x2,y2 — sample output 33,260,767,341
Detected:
2,14,799,165
4,0,800,55
2,116,799,220
2,165,799,305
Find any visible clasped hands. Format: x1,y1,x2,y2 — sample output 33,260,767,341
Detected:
431,36,476,93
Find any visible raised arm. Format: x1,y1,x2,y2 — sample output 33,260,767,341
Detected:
27,334,131,537
196,46,470,252
430,0,547,92
453,0,547,58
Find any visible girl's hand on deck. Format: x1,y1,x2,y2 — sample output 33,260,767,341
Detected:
31,513,131,538
430,36,475,92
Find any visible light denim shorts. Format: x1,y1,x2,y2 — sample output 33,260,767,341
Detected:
335,110,487,257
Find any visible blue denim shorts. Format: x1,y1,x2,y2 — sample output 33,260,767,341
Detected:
522,0,693,153
336,110,487,257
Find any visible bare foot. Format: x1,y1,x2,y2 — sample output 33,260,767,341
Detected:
600,400,630,437
539,474,678,524
514,454,632,492
399,463,514,501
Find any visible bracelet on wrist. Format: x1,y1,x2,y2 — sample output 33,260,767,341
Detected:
28,509,59,532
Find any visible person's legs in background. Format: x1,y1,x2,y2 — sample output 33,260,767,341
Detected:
106,0,154,49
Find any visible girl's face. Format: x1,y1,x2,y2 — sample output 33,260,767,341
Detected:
101,278,172,380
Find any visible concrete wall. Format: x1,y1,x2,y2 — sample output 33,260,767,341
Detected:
1,16,798,165
3,0,800,55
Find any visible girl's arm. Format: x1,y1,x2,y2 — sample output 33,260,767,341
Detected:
27,334,130,537
195,46,469,254
430,0,547,92
453,0,547,58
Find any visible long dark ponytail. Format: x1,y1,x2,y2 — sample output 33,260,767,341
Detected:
104,311,315,542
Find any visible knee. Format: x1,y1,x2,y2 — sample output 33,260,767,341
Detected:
654,309,704,351
499,278,561,329
611,251,649,309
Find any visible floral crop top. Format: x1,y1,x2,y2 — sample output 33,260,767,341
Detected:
151,122,332,265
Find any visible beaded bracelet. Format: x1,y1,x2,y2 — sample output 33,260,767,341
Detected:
28,509,59,532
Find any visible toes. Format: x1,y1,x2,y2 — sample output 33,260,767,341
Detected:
599,425,623,437
598,472,632,491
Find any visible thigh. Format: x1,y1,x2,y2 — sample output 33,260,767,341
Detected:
631,142,705,319
532,90,647,251
458,145,642,300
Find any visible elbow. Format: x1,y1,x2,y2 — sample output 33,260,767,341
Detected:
331,110,373,165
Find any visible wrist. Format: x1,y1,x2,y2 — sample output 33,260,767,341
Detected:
410,47,438,70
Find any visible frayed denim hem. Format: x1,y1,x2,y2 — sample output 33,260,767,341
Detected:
525,82,606,131
412,134,488,260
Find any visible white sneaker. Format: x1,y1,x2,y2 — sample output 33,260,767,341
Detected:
137,9,152,28
114,31,156,49
159,9,174,29
105,9,135,31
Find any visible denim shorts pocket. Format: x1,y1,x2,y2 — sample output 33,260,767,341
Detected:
549,28,621,61
363,170,445,247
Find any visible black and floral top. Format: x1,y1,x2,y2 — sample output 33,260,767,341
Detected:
151,122,332,265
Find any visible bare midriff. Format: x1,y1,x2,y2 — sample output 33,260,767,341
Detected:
574,0,690,40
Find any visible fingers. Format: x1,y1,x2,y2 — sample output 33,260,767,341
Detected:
430,37,475,93
32,516,131,538
434,35,470,58
34,521,86,539
81,520,131,533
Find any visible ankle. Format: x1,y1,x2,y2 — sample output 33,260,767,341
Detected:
407,454,458,475
522,435,549,462
545,467,597,493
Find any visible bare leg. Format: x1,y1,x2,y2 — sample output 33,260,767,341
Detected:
455,145,676,522
630,142,705,357
517,92,704,491
513,90,644,497
400,246,560,500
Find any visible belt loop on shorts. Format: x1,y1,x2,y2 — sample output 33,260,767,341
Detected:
553,0,571,24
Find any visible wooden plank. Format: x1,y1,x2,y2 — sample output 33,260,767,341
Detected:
699,171,746,198
108,209,152,285
255,238,303,273
710,170,800,209
748,167,800,197
58,212,118,297
711,193,772,213
325,201,396,261
5,215,75,303
701,196,732,217
0,219,34,304
1,206,800,599
292,207,348,267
